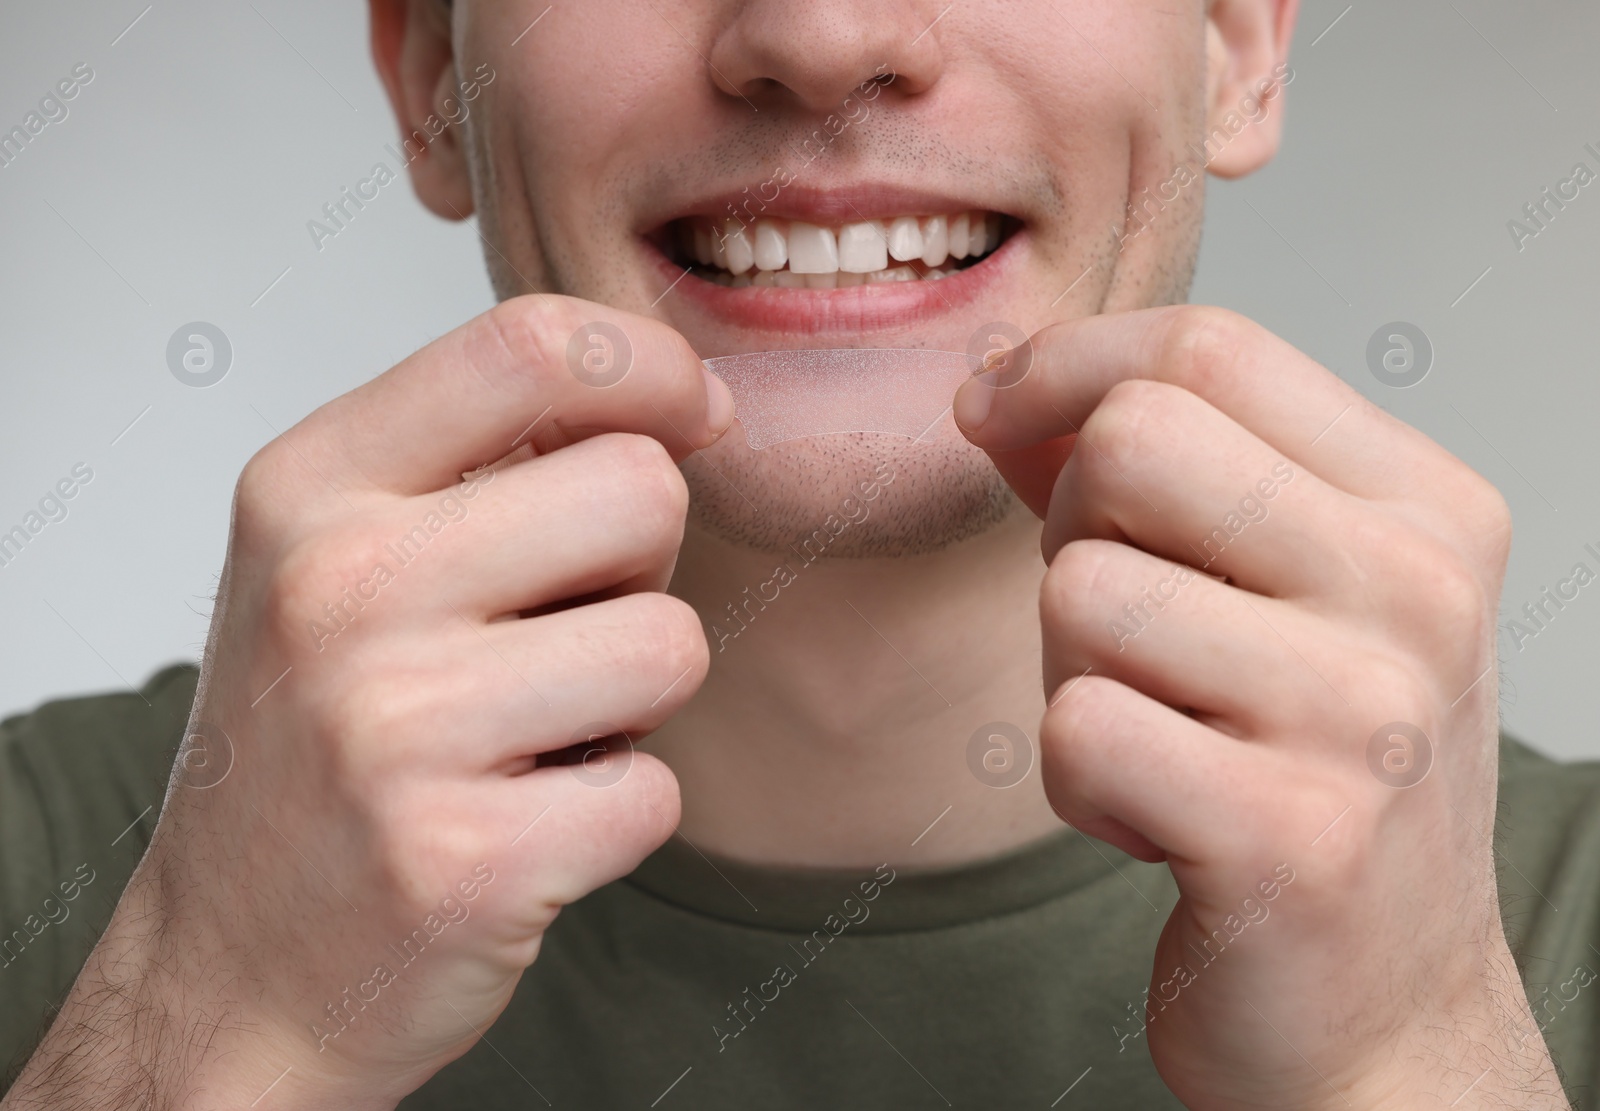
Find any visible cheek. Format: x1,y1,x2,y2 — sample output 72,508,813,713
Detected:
459,5,692,293
966,4,1210,308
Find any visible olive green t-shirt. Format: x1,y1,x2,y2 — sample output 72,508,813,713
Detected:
2,665,1597,1107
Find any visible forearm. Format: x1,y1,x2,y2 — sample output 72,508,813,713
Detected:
1,870,391,1111
1326,951,1570,1111
4,867,173,1107
1347,1043,1568,1110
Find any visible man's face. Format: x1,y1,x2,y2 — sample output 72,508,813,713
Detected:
425,1,1266,555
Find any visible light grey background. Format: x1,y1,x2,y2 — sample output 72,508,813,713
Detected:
1,1,1596,755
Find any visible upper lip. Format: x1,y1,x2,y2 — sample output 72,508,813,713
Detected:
641,180,1016,232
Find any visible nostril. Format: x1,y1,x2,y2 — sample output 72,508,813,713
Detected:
705,1,945,111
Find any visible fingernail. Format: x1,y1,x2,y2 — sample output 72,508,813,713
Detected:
954,371,999,433
702,365,736,438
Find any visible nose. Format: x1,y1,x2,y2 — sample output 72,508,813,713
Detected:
707,0,945,111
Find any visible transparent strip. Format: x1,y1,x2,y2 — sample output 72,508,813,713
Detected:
702,348,981,450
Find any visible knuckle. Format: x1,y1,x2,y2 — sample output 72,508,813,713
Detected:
236,443,278,504
1103,376,1172,412
1375,519,1491,641
262,529,383,651
1088,379,1190,475
1042,540,1126,630
1042,674,1121,761
296,677,388,798
1353,664,1437,739
1027,319,1075,379
1471,478,1512,533
624,752,684,820
1078,387,1150,476
606,433,689,527
619,591,708,673
609,428,676,477
372,788,485,904
1365,514,1437,583
233,442,293,537
1288,789,1375,892
1427,550,1492,642
261,537,330,646
480,295,580,387
1359,518,1492,645
1460,477,1514,567
319,666,457,795
542,752,682,903
1157,305,1252,392
317,677,385,762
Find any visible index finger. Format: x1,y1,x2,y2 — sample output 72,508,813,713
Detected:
954,305,1444,504
292,294,733,495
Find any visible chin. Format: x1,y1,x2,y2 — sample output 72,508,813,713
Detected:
682,422,1017,560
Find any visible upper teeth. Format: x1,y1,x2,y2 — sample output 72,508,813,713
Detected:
681,211,1003,285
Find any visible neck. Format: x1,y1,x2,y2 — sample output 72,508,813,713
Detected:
651,498,1064,870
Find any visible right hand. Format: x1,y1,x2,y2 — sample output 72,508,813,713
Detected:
15,296,733,1110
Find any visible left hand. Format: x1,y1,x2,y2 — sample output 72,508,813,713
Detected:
954,306,1569,1109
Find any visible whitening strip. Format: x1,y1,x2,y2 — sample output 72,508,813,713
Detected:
702,348,981,450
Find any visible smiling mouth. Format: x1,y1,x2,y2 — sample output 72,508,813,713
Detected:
661,211,1014,288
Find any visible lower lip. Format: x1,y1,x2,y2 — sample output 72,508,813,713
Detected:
645,231,1019,337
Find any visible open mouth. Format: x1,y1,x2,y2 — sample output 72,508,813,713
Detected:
660,211,1015,288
